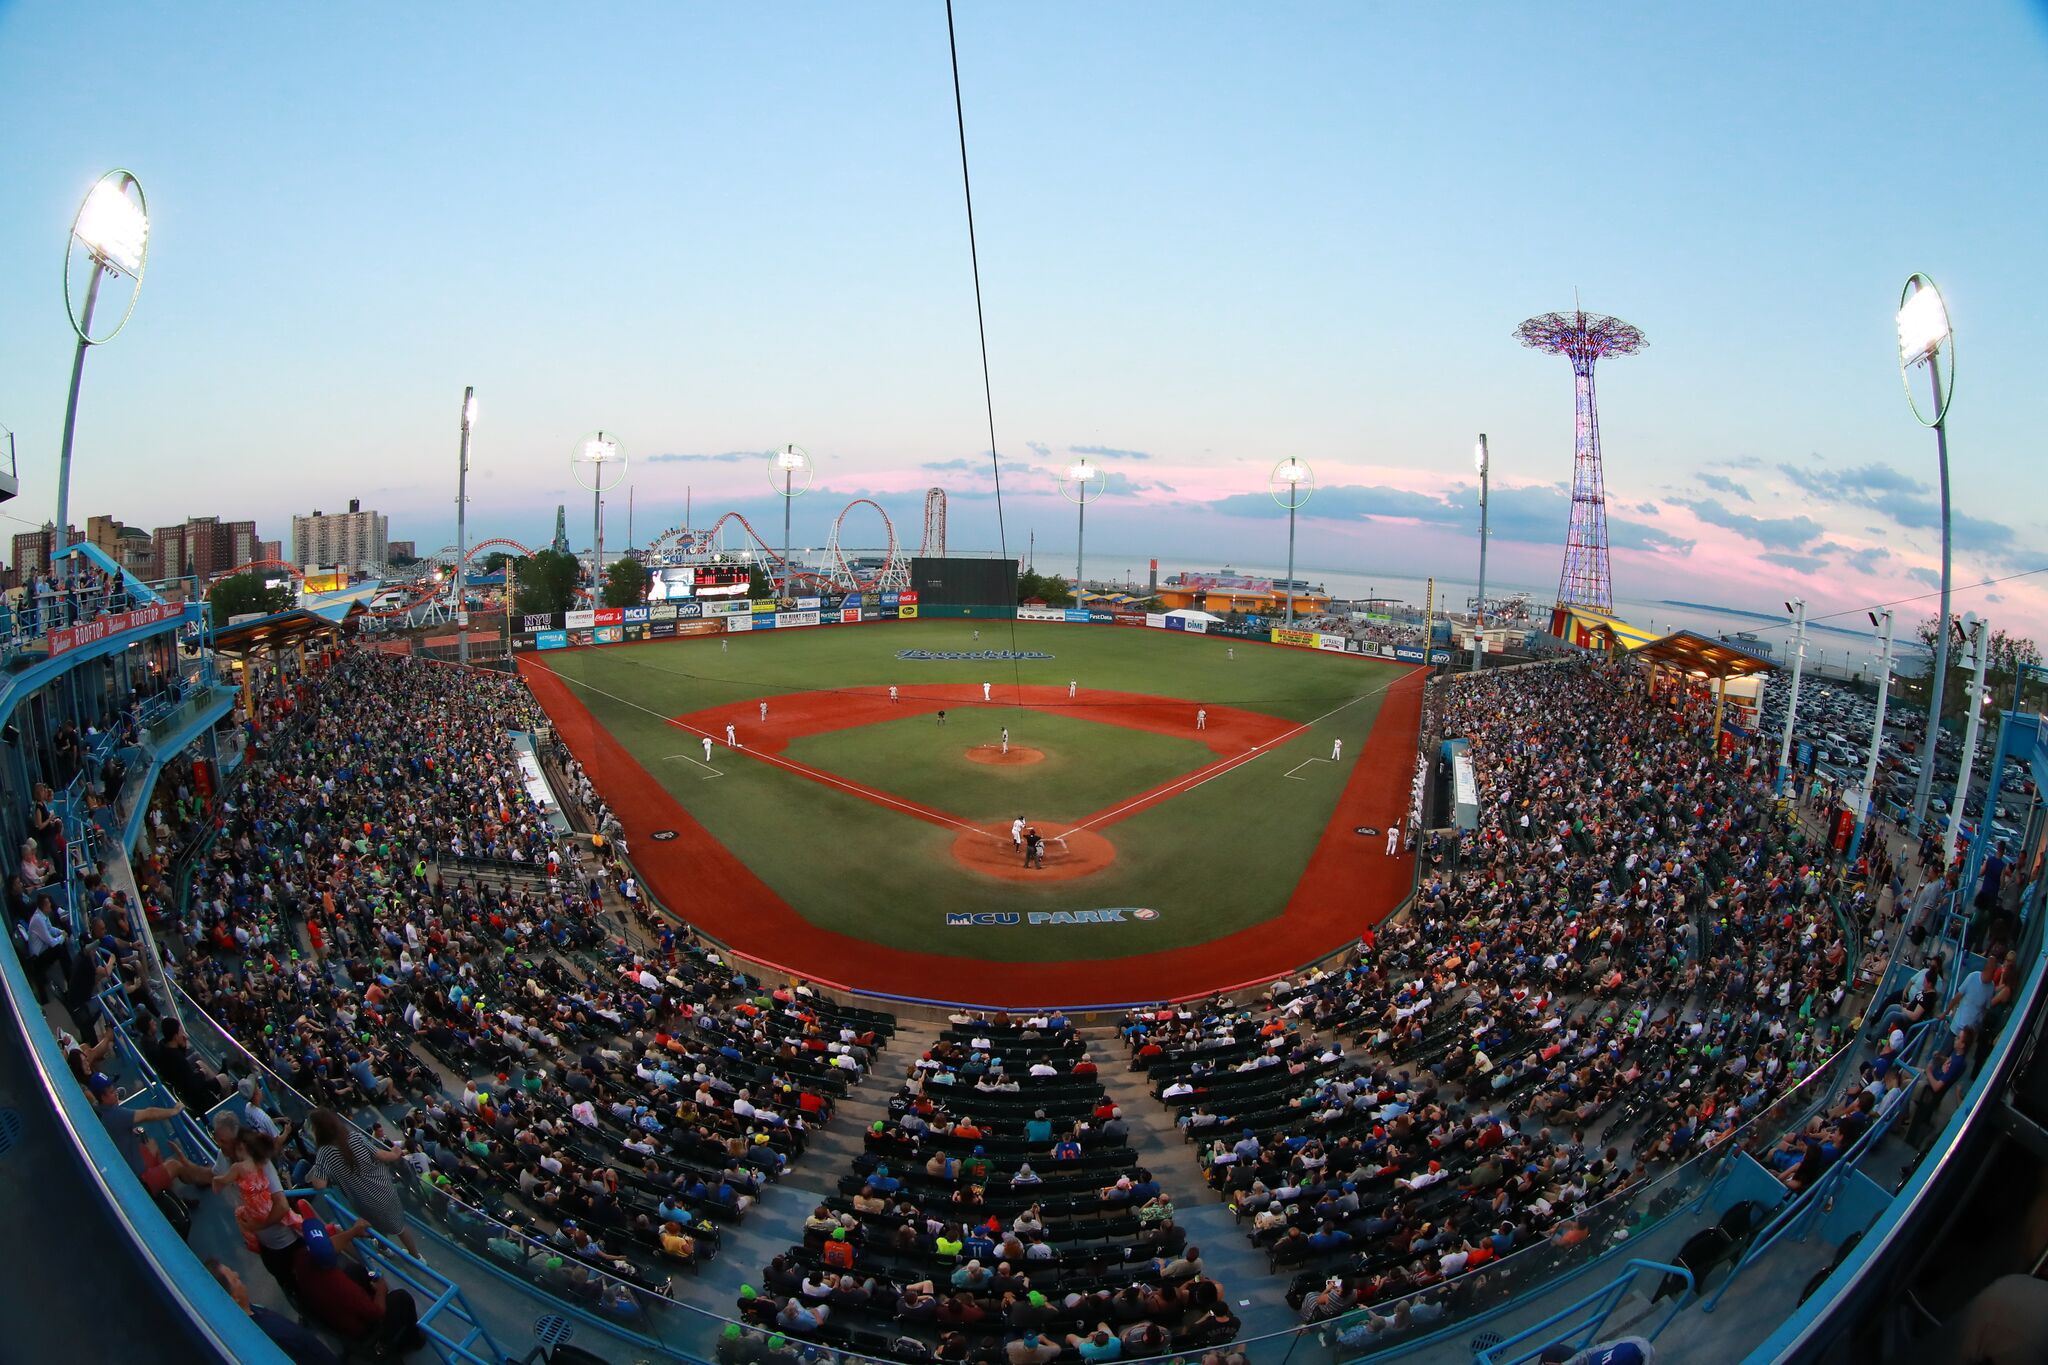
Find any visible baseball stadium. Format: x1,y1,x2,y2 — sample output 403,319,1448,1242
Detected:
2,8,2043,1365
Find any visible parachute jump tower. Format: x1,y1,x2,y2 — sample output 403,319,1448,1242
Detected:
1516,308,1646,615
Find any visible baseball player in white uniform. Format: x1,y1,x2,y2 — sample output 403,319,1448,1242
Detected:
1196,708,1207,731
1386,825,1401,856
1068,680,1077,699
759,700,768,721
1332,737,1343,761
702,736,714,763
1001,727,1009,755
725,723,738,748
889,685,899,704
982,681,992,702
1011,816,1025,851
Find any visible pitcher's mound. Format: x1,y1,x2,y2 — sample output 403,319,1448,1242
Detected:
951,821,1115,881
966,745,1044,766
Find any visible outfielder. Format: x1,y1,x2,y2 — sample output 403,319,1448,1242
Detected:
1068,680,1077,699
982,681,992,702
889,685,899,704
1228,647,1235,660
721,638,728,652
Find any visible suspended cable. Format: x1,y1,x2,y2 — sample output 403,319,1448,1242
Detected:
943,0,1027,696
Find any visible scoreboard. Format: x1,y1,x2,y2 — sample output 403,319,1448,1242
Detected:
651,561,751,601
687,562,750,588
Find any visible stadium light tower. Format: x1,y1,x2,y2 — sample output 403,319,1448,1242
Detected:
1896,274,1956,831
1848,608,1895,863
57,170,150,579
1472,435,1491,671
1060,457,1107,595
769,444,813,589
1946,613,1990,865
455,388,476,664
1269,458,1314,625
572,432,627,595
1516,307,1645,614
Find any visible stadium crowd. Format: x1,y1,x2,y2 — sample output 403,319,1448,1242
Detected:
30,649,898,1357
1121,656,1924,1338
5,627,2033,1364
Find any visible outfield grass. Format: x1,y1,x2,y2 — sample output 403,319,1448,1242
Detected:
533,620,1407,963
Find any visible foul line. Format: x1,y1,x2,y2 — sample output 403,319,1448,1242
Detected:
525,657,996,838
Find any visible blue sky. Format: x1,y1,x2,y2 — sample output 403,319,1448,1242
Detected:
1,3,2044,636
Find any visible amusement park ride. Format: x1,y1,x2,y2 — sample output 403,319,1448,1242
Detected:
198,489,952,630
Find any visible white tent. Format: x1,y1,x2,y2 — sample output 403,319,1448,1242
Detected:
1164,608,1225,624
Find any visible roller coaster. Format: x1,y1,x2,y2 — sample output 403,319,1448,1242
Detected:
643,495,922,594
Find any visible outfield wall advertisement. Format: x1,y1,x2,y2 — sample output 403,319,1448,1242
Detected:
510,589,1436,666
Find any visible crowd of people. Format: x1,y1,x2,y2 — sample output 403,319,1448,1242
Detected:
1125,656,1950,1342
7,626,2035,1364
734,1015,1246,1365
31,648,899,1359
0,557,140,646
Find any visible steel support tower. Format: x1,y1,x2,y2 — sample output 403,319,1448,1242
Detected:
1516,308,1645,614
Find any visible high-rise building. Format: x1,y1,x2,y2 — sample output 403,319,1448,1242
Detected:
86,515,158,578
153,516,262,583
387,540,416,561
10,522,78,581
292,498,388,572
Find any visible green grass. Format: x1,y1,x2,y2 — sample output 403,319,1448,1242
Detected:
535,620,1405,963
783,707,1218,822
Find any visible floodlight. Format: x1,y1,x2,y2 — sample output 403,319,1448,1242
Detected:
463,392,479,427
1474,440,1488,475
1275,460,1309,485
74,176,148,275
1896,280,1950,367
1067,458,1098,483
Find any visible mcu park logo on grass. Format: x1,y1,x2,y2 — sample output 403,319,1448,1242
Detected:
948,907,1160,927
896,648,1056,662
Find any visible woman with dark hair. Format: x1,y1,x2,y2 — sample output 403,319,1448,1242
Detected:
306,1107,419,1257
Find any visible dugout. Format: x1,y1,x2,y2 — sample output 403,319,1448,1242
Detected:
910,556,1018,613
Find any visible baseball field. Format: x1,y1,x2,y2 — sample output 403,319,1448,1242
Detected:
518,619,1422,1007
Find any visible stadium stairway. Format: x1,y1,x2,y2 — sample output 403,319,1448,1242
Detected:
1074,1022,1304,1340
693,1017,947,1312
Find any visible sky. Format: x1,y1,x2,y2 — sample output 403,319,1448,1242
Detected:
2,3,2045,639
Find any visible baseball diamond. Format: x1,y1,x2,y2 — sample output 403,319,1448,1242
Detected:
519,618,1421,1006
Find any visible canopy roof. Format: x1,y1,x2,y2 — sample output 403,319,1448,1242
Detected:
209,598,364,655
1552,604,1774,681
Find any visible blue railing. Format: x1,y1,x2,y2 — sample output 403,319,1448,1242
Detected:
1475,1260,1693,1365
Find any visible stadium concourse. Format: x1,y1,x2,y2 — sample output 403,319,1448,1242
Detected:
9,634,2029,1364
